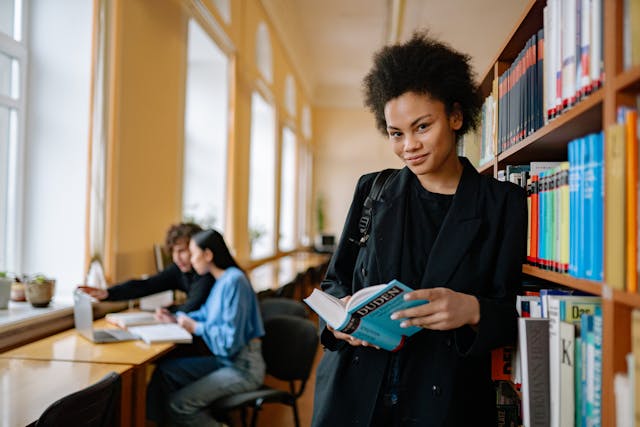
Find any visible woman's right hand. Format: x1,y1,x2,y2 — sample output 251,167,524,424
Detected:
76,286,108,300
155,307,177,323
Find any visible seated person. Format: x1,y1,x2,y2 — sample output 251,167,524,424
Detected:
77,222,214,313
146,229,265,426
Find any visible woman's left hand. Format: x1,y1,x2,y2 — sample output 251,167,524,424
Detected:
177,314,197,334
391,287,480,330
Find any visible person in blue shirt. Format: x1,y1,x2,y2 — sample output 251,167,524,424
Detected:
146,229,265,427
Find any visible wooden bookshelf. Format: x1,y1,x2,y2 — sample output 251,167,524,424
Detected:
522,265,603,296
476,0,635,425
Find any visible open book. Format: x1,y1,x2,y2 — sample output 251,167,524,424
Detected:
128,323,193,344
304,279,425,351
105,311,160,328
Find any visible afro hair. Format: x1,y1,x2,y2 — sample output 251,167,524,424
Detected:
362,30,482,138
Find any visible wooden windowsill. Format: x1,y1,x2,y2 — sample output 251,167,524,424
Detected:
0,298,128,353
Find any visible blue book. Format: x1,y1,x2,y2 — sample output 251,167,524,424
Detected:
591,132,604,281
580,313,594,427
592,306,603,425
569,140,577,276
583,135,595,279
304,279,424,351
576,137,587,279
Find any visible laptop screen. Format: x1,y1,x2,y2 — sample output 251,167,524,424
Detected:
73,291,95,339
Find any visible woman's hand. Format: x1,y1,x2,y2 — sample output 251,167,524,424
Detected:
328,296,380,349
176,315,196,334
154,307,177,323
391,287,480,330
76,286,108,300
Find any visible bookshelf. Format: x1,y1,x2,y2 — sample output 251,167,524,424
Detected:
476,0,633,425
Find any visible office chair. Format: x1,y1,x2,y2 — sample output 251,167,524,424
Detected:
210,315,318,427
259,297,308,321
35,371,121,427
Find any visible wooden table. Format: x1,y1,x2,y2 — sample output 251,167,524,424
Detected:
0,358,133,427
0,319,175,426
249,252,330,293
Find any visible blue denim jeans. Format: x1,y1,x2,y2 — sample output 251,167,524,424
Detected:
146,340,265,427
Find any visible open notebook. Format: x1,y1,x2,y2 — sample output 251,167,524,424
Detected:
127,323,193,344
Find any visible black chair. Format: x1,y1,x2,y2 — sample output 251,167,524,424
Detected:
211,315,318,427
259,297,309,321
35,371,121,427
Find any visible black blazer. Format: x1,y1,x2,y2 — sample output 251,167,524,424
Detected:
312,158,527,427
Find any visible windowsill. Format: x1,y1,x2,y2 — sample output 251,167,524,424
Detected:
0,298,74,334
0,297,128,352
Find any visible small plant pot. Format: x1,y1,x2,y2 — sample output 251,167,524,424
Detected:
10,281,26,302
25,278,55,308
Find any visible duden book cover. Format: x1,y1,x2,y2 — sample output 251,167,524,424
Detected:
303,279,425,351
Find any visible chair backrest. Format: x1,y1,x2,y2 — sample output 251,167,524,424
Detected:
259,298,308,322
262,316,318,385
35,371,121,427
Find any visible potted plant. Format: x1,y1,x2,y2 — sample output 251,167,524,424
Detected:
25,274,56,307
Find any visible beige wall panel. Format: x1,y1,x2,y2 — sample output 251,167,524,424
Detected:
314,107,401,238
111,0,188,280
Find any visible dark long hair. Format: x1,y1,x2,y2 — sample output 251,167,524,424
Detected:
192,229,241,270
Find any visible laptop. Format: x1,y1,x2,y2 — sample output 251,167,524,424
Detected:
73,291,139,343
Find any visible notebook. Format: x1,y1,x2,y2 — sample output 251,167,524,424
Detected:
128,323,193,344
105,311,160,328
73,291,139,343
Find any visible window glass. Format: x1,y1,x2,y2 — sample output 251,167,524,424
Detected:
0,106,11,268
248,91,276,258
284,75,296,117
0,0,22,41
297,142,312,247
19,0,92,301
182,20,229,230
279,127,296,251
255,22,272,84
0,51,19,99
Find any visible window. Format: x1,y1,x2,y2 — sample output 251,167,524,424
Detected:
0,0,24,273
298,141,312,247
255,22,272,84
1,0,93,302
248,91,276,259
279,127,296,251
182,19,229,230
284,74,296,117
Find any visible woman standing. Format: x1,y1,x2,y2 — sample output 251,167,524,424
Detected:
312,32,527,426
147,229,265,427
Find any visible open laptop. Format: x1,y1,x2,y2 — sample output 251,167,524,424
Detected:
73,291,139,343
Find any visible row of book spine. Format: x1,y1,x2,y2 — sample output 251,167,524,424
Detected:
479,0,604,168
493,290,603,427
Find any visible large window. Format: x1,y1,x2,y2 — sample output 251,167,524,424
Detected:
279,127,296,251
0,0,24,273
182,20,229,230
1,0,92,301
248,91,276,259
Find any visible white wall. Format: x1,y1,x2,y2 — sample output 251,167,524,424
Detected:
314,107,401,237
22,0,92,300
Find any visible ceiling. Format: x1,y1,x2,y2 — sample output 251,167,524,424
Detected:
262,0,530,108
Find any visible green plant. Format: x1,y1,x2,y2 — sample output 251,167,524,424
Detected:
316,194,325,233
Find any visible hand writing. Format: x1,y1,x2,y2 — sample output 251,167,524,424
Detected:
154,307,176,323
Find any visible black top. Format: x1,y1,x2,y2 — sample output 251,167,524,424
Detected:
104,263,214,313
399,175,454,288
378,175,454,422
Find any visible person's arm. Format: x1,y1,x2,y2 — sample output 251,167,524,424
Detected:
103,264,182,301
319,174,376,351
166,273,214,313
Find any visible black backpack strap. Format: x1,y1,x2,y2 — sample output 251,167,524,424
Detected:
355,168,398,246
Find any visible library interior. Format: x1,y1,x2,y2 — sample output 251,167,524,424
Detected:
0,0,637,426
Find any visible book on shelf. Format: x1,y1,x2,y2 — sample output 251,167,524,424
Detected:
518,317,550,427
303,279,423,351
605,124,626,290
128,323,193,344
105,311,160,328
